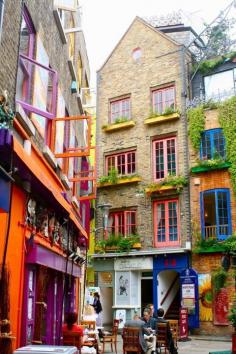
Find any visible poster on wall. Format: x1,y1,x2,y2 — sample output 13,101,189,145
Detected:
115,271,130,305
213,288,229,325
115,309,126,329
198,274,213,321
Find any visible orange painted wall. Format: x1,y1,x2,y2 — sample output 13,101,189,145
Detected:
0,213,8,260
3,185,27,349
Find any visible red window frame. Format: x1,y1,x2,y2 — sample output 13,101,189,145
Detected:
110,97,131,123
152,86,175,114
153,137,177,180
109,210,136,236
106,150,136,175
153,199,180,247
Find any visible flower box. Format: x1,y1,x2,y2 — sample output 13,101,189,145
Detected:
144,112,180,125
145,185,177,195
191,161,231,173
102,120,136,132
97,176,141,188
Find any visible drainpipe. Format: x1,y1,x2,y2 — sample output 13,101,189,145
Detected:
179,45,192,257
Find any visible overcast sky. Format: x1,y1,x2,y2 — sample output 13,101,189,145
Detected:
80,0,236,88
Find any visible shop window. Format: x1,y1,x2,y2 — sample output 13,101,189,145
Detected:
110,97,131,123
109,210,136,236
200,129,226,160
106,150,136,176
153,199,179,247
200,189,231,241
152,86,175,114
153,137,176,180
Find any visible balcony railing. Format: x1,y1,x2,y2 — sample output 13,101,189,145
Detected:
187,87,236,109
204,224,229,240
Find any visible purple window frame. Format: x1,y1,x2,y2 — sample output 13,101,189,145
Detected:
152,86,175,114
110,97,131,123
106,150,136,175
16,53,58,119
153,137,177,180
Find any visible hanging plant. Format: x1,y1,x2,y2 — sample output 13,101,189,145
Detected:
187,105,205,151
219,96,236,194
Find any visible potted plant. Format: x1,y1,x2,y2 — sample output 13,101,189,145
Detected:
228,306,236,353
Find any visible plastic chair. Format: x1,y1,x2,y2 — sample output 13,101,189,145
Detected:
156,322,169,353
168,319,178,348
122,326,143,354
100,323,118,354
63,331,82,354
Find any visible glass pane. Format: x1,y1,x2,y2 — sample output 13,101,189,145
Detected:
201,132,211,159
20,17,31,56
155,141,164,179
217,191,229,236
203,192,216,239
213,130,226,159
167,139,176,175
168,201,178,241
157,203,165,242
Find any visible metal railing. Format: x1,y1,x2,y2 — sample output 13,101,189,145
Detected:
187,87,236,109
204,224,229,240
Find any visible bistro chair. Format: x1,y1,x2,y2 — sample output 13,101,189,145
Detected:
63,331,82,353
156,322,169,353
168,319,178,348
100,322,119,354
122,326,143,354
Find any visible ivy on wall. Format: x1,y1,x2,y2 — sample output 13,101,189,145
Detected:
187,105,205,151
219,96,236,194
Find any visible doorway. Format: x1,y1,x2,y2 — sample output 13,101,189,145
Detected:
141,278,153,314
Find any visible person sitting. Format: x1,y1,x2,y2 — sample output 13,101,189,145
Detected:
142,308,157,330
124,314,156,354
142,309,157,354
147,303,158,319
62,312,86,345
156,308,178,354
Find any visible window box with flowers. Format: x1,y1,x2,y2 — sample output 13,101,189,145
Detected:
97,167,141,187
144,108,180,125
102,119,136,132
145,175,188,196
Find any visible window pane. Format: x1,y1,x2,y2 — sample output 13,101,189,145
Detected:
201,132,211,159
213,130,225,159
164,87,175,110
110,98,130,123
203,192,217,239
168,201,178,241
157,203,166,242
167,139,176,175
155,141,164,179
217,191,229,236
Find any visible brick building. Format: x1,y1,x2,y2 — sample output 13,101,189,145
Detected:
94,17,201,328
189,57,236,335
0,0,94,348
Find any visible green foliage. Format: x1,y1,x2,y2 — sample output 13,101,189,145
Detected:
222,235,236,253
203,15,236,59
193,157,227,169
96,234,141,253
187,106,205,151
193,52,236,76
219,96,236,194
98,170,140,185
148,107,179,119
0,105,14,129
114,117,129,124
146,175,188,193
193,237,227,253
228,306,236,328
212,267,228,293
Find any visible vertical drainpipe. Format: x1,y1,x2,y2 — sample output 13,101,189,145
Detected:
179,45,191,266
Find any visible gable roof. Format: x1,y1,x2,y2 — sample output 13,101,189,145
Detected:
97,16,182,74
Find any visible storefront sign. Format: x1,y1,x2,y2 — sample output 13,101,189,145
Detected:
114,257,152,271
179,308,188,339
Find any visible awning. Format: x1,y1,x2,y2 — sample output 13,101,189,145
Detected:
26,244,81,277
13,137,87,238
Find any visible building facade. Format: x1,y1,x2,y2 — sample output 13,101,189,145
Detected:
0,0,94,349
189,56,236,335
94,17,199,327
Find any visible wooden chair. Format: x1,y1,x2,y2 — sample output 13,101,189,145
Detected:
100,323,119,354
168,319,178,348
156,322,169,354
80,320,96,330
63,331,82,354
122,326,143,354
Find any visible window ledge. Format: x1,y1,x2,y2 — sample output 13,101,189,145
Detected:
145,185,178,195
97,176,141,188
191,161,231,173
144,112,180,125
43,146,57,169
102,120,136,132
15,103,36,136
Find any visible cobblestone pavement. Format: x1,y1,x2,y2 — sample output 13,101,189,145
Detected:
103,335,232,354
